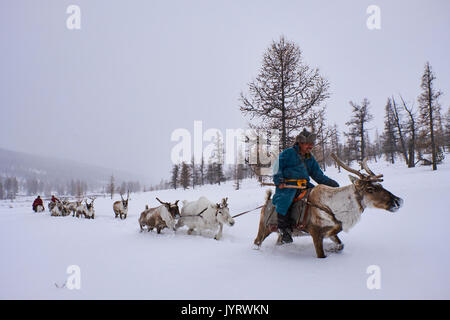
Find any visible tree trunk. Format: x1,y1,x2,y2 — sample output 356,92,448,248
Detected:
427,73,437,170
392,97,409,165
360,122,365,169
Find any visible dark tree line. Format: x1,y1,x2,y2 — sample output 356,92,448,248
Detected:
0,176,89,200
169,158,253,191
0,177,19,200
105,175,141,199
0,174,144,201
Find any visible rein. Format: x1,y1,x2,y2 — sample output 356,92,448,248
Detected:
300,198,341,226
177,207,208,219
231,205,264,219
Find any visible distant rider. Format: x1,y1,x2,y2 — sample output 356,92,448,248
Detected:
32,195,44,212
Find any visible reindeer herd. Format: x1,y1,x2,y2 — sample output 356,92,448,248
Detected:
30,154,403,258
34,190,236,241
47,197,96,219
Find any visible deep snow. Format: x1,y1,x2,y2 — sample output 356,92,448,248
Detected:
1,158,449,299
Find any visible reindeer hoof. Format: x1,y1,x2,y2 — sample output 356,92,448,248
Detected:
326,243,344,253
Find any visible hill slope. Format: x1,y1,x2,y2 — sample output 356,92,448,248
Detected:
0,147,151,187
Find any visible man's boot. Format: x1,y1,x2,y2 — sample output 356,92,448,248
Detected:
277,212,293,244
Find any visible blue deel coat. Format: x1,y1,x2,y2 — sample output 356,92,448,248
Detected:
272,145,339,216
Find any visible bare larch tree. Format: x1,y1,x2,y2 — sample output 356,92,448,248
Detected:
345,98,373,168
399,95,418,168
417,62,442,171
240,36,330,151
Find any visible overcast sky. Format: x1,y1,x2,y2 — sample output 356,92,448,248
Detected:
1,0,449,184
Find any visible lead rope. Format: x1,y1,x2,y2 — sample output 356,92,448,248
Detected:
231,205,264,219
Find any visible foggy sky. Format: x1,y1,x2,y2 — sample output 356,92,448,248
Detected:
1,0,449,184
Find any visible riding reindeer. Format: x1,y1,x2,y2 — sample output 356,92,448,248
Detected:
113,191,129,219
253,154,403,258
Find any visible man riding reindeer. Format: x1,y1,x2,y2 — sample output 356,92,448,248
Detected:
272,128,339,244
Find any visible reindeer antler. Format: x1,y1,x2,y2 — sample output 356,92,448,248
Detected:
222,197,228,207
361,157,382,179
156,197,167,205
361,157,384,182
330,153,364,179
331,153,383,182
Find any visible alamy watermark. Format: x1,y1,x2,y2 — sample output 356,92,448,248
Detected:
66,5,81,30
366,5,381,30
55,265,81,290
171,121,280,175
366,265,381,290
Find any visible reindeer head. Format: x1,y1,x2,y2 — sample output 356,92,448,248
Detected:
212,197,235,226
331,154,403,213
156,197,181,218
120,191,129,209
84,197,95,212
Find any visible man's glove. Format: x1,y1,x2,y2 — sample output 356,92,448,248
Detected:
326,179,339,188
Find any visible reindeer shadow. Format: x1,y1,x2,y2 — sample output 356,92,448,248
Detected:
255,235,344,259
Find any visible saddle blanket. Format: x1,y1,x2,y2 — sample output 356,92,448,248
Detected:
264,189,312,231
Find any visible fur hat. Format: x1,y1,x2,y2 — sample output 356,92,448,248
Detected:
295,128,316,144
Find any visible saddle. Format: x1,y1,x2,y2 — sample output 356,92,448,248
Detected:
264,189,312,233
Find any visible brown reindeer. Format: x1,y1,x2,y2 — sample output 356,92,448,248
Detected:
138,198,180,233
113,191,129,219
253,154,403,258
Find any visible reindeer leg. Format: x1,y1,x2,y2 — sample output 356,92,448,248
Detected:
324,223,344,252
254,227,272,247
310,227,326,258
175,220,183,230
214,223,223,240
254,205,272,247
276,232,283,245
328,235,344,252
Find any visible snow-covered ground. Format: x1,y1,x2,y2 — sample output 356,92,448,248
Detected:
1,158,449,299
